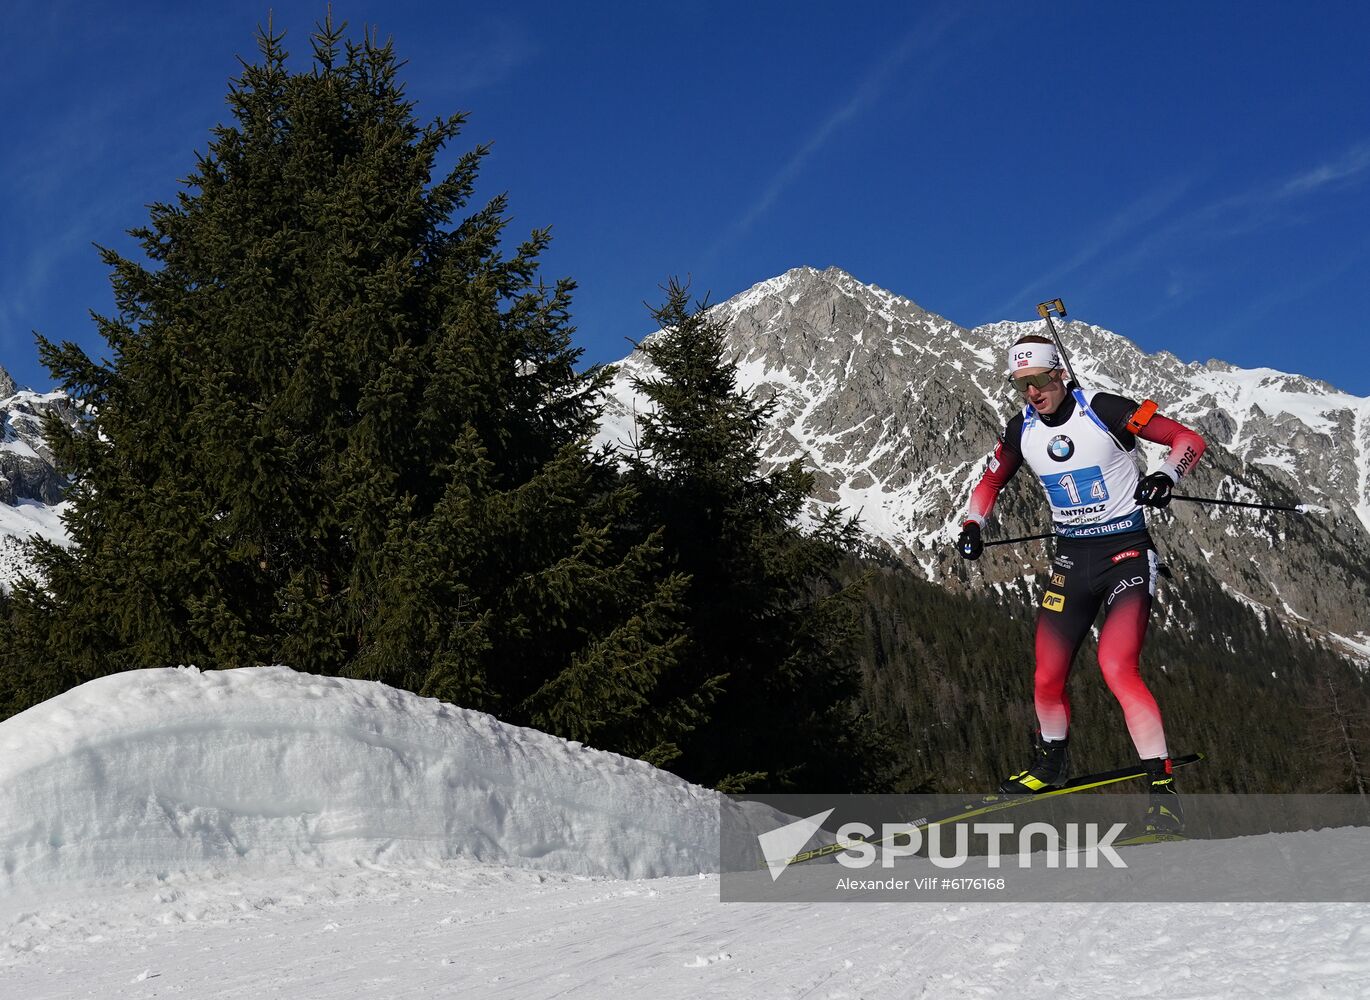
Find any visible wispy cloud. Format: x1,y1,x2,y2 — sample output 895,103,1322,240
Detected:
985,176,1195,319
1281,141,1370,196
444,17,539,95
1202,231,1370,352
1175,140,1370,241
995,137,1370,324
702,7,965,264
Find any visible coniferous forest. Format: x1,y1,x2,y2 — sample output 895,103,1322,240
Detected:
1,20,1366,798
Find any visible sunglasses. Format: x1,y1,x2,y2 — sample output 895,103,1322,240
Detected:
1008,370,1062,394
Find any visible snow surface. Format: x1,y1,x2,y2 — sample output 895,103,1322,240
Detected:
0,666,719,889
3,666,1369,997
0,499,69,591
0,498,68,550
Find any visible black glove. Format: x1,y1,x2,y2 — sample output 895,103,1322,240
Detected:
1134,472,1175,508
957,521,983,560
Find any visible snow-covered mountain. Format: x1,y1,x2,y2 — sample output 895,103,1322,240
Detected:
0,370,75,589
4,666,1368,997
600,267,1370,659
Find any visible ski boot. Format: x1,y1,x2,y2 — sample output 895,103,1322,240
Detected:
1143,757,1184,834
999,733,1069,793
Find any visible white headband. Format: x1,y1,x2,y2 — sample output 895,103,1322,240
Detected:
1007,342,1060,374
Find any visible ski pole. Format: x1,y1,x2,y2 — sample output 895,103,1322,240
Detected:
1036,298,1078,386
984,531,1055,548
1171,494,1313,514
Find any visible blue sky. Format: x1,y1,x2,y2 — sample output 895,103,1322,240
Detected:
2,2,1368,395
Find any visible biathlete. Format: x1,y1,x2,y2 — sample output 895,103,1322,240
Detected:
957,333,1206,832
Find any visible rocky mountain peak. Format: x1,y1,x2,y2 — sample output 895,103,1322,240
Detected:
0,373,79,589
600,269,1370,662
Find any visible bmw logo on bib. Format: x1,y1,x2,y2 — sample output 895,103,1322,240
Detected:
1048,435,1074,462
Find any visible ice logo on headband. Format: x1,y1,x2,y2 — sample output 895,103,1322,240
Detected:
1008,343,1059,373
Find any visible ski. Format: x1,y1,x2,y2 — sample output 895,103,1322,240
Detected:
778,752,1205,868
1115,831,1189,848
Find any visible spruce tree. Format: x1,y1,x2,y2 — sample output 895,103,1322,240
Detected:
625,279,884,792
1302,661,1370,798
0,18,703,765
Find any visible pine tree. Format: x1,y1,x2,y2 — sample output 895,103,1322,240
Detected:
624,278,886,792
1302,660,1370,798
0,18,703,762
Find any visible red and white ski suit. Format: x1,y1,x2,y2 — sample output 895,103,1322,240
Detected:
965,387,1205,759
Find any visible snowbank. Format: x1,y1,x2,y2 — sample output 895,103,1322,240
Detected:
0,666,722,888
